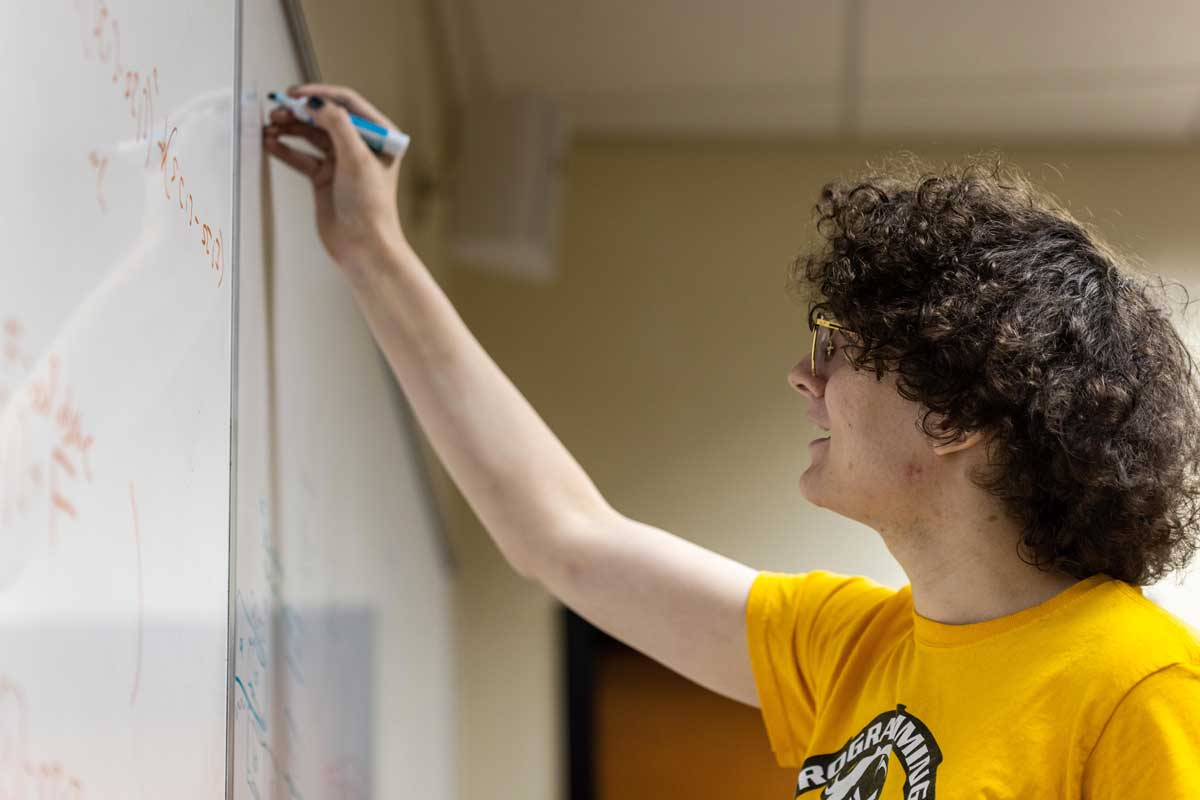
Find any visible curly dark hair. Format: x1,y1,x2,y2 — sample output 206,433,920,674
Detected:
787,150,1200,586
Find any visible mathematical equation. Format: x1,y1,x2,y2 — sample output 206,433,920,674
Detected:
72,0,225,287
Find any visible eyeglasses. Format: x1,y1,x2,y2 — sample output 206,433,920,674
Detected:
809,310,857,378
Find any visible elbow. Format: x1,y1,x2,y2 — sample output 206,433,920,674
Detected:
506,545,539,581
510,503,611,588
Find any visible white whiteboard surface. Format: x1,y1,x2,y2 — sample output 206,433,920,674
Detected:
1,0,234,797
234,2,456,799
2,0,455,797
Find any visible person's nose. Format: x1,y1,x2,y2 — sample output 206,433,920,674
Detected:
788,358,824,398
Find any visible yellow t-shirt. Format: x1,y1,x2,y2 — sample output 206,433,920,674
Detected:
745,570,1200,798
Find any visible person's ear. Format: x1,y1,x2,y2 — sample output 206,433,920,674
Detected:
931,428,988,456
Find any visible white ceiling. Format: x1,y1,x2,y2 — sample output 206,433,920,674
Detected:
436,0,1200,142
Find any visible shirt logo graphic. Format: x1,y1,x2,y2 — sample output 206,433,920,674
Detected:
794,704,942,799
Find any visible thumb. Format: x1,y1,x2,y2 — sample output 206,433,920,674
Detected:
307,98,368,166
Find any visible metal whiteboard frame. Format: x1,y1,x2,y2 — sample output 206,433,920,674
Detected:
280,0,322,82
225,1,245,797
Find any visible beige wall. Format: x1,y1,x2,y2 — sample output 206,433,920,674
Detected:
301,0,450,275
445,140,1200,800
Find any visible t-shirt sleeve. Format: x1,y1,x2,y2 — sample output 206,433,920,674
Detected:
743,569,897,767
1082,661,1200,798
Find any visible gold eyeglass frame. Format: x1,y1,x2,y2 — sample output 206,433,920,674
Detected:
809,311,857,377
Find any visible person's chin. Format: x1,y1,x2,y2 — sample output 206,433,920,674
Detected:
798,467,826,504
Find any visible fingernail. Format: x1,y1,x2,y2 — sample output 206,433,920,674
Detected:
307,96,325,109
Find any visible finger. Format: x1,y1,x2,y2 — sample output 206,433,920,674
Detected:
288,83,397,130
288,83,386,120
268,119,333,154
268,106,298,125
306,101,371,166
263,130,322,178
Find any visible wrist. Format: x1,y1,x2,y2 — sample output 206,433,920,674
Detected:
338,224,411,285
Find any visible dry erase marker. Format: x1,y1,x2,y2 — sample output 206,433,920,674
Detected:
267,91,411,158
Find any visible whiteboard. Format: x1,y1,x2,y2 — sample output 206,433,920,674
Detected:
1,0,455,797
234,2,456,800
0,0,234,797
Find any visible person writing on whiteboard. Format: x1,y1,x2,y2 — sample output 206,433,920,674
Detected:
263,85,1200,796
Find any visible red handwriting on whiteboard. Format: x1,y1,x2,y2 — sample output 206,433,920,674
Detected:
0,319,37,525
0,677,84,799
1,324,97,547
86,151,109,213
2,319,32,380
28,357,95,546
73,0,224,288
75,0,157,160
157,120,225,285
